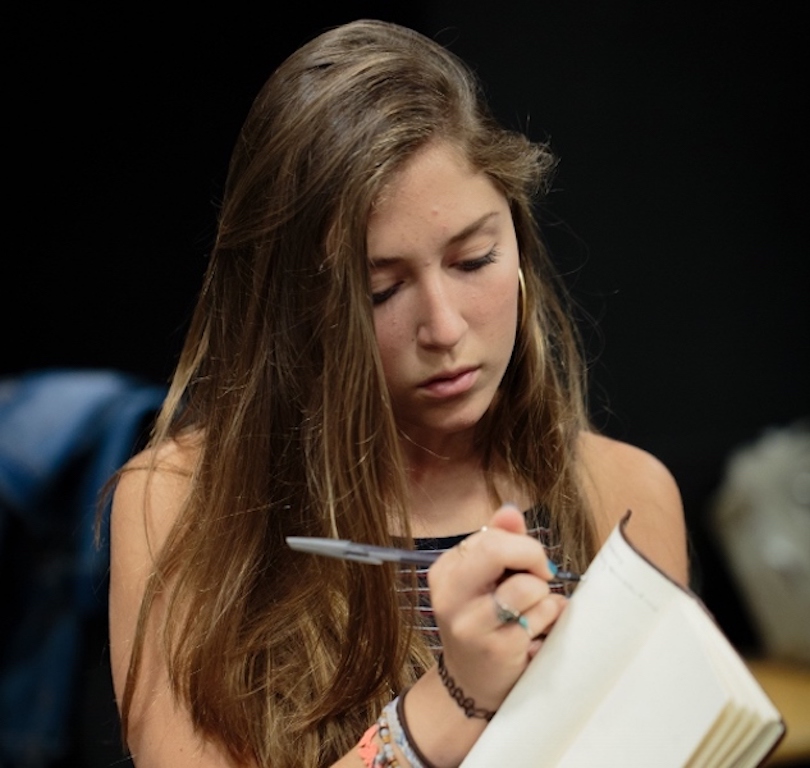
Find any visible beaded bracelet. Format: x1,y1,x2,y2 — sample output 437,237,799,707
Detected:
376,706,401,767
358,720,401,768
437,652,496,721
358,724,380,768
381,699,419,767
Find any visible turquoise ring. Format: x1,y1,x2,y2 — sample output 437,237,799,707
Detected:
493,595,530,634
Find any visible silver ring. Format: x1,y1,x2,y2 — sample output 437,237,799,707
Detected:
493,595,530,633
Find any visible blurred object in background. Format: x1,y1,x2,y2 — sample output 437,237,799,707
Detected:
711,419,810,664
0,369,165,766
712,420,810,765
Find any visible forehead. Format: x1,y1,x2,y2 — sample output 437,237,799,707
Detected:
373,141,471,205
367,142,506,256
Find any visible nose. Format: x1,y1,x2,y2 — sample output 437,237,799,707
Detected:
415,276,467,349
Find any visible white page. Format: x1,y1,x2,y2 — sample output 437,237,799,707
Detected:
462,518,686,767
555,600,730,768
679,604,783,768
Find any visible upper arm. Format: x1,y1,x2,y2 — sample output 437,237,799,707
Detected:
578,431,689,586
108,445,240,767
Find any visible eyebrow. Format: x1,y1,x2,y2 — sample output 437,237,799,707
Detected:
368,211,500,268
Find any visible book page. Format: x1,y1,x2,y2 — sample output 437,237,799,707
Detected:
461,516,686,767
680,605,783,768
554,600,731,768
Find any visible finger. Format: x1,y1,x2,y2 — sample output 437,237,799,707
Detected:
492,571,552,614
473,526,557,583
429,512,555,607
491,575,558,639
489,503,528,535
485,506,560,582
520,593,568,641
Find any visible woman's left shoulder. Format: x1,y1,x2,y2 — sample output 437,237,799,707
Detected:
577,431,690,585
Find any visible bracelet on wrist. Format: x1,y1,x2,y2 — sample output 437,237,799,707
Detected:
376,706,401,767
392,688,439,768
437,652,496,722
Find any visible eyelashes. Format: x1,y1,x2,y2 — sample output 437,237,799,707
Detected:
456,249,498,272
372,283,400,306
371,249,499,306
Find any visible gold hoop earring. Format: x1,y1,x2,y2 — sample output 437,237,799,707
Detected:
517,267,527,329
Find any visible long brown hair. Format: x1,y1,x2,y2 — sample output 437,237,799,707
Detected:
120,19,595,767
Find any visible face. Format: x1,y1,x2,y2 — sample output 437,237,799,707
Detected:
366,142,520,448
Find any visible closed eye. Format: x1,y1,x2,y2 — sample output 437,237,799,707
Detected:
371,250,499,306
457,249,498,272
371,282,401,306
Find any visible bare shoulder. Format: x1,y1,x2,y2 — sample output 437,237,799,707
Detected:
109,434,238,766
108,435,199,673
577,431,689,585
110,436,198,557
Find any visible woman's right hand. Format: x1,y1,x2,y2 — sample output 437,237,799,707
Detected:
401,504,568,767
431,503,568,709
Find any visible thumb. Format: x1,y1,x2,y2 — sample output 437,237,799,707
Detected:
489,503,528,536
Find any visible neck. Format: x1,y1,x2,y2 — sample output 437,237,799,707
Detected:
398,431,516,538
396,423,477,465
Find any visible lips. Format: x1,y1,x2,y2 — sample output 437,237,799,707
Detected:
417,367,479,398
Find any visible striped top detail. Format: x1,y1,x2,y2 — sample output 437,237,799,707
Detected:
398,507,572,656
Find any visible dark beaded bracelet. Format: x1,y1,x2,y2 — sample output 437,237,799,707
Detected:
436,652,496,722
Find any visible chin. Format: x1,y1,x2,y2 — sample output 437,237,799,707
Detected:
396,387,499,436
421,402,494,436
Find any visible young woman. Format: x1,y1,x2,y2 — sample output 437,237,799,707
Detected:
108,18,688,768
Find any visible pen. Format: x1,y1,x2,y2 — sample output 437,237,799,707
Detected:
285,536,581,582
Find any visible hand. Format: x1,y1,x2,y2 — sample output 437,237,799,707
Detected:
427,504,568,712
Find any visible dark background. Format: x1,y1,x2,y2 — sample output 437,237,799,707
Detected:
5,2,808,764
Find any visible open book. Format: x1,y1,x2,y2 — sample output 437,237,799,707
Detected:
460,513,785,768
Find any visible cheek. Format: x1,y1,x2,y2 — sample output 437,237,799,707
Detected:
373,316,403,379
476,275,519,339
